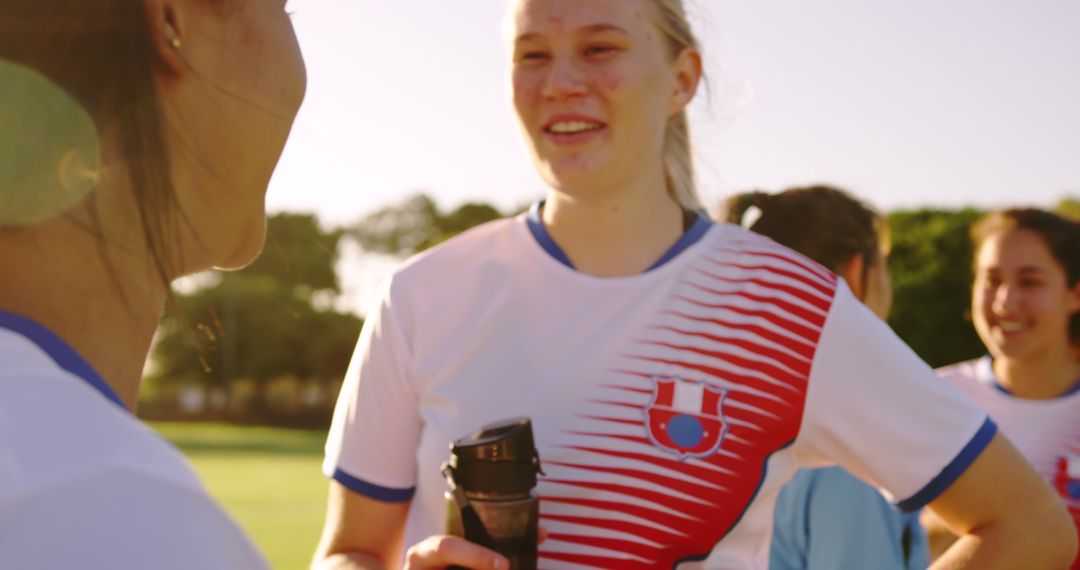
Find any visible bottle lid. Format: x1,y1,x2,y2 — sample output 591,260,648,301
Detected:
448,417,542,495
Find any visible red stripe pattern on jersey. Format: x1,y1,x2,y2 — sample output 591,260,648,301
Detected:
537,235,839,568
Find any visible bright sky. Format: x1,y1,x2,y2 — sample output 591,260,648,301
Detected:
269,0,1080,229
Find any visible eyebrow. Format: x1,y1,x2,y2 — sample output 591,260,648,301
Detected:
979,266,1049,275
1018,266,1049,275
514,23,631,43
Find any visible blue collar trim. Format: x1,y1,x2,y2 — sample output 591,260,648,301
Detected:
982,355,1080,399
526,202,576,269
646,213,712,271
0,310,128,412
525,201,712,273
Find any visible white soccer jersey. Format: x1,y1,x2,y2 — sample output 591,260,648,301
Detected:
325,207,994,569
0,311,268,570
938,357,1080,562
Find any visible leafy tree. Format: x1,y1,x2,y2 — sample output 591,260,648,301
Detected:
243,213,343,295
348,193,505,255
1055,196,1080,220
149,212,361,419
886,208,986,368
155,278,360,397
348,194,441,255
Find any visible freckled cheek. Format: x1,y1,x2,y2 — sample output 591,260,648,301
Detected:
598,73,624,92
511,74,532,98
511,78,542,126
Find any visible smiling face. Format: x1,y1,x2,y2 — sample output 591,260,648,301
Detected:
508,0,697,197
972,228,1080,362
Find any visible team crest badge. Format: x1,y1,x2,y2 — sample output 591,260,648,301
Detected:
1053,454,1080,505
645,375,728,460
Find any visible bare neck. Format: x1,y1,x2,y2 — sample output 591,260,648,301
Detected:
0,215,166,412
993,348,1080,400
542,176,687,278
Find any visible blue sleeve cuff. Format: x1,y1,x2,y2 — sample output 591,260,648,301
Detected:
896,417,997,512
331,468,416,503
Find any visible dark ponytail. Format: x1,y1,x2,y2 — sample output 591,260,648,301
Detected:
720,185,884,278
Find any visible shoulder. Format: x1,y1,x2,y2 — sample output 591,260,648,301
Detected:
394,216,522,281
935,357,990,391
0,361,199,501
807,467,887,503
373,216,531,317
936,357,983,378
782,467,882,504
0,466,266,569
714,224,838,281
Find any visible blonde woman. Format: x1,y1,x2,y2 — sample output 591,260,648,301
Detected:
314,1,1075,568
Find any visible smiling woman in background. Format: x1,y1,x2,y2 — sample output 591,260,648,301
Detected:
924,208,1080,569
313,0,1075,568
0,0,304,567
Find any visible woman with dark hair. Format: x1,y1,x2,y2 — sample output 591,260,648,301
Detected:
925,208,1080,568
0,0,305,567
721,186,925,569
315,0,1074,567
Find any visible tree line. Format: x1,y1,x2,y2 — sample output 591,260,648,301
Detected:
141,194,1079,425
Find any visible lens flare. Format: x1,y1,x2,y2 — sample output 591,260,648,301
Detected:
0,59,101,225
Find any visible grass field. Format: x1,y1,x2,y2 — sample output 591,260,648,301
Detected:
151,422,329,570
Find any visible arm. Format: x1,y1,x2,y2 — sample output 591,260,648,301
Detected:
311,481,507,570
796,285,1074,567
920,507,958,562
925,433,1077,569
312,482,407,569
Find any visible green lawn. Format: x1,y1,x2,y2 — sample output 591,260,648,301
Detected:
151,422,329,570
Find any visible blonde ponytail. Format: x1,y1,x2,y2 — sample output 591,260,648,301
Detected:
649,0,704,210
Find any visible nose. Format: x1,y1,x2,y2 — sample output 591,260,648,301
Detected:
542,56,587,99
991,282,1019,314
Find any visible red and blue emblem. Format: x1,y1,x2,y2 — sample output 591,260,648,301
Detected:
1053,454,1080,505
645,375,728,460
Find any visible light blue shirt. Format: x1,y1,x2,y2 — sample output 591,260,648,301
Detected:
770,467,929,570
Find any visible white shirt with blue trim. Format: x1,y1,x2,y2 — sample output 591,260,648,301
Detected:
0,312,268,570
324,211,994,569
938,356,1080,562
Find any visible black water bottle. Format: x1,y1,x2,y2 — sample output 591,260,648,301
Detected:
443,418,542,570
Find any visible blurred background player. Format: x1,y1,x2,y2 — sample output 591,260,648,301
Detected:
720,185,928,570
314,0,1076,568
924,208,1080,568
0,0,305,567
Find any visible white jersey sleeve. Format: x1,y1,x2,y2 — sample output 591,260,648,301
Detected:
794,281,996,511
0,468,267,570
323,276,420,501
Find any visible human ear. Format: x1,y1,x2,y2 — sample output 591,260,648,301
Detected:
143,0,189,77
667,47,702,116
840,253,866,300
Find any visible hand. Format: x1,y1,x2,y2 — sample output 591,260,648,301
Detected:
402,535,508,570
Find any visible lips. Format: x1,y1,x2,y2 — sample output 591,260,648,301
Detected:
545,120,605,134
996,320,1025,333
541,115,607,141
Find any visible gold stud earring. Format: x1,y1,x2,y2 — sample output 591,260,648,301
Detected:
170,37,182,50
